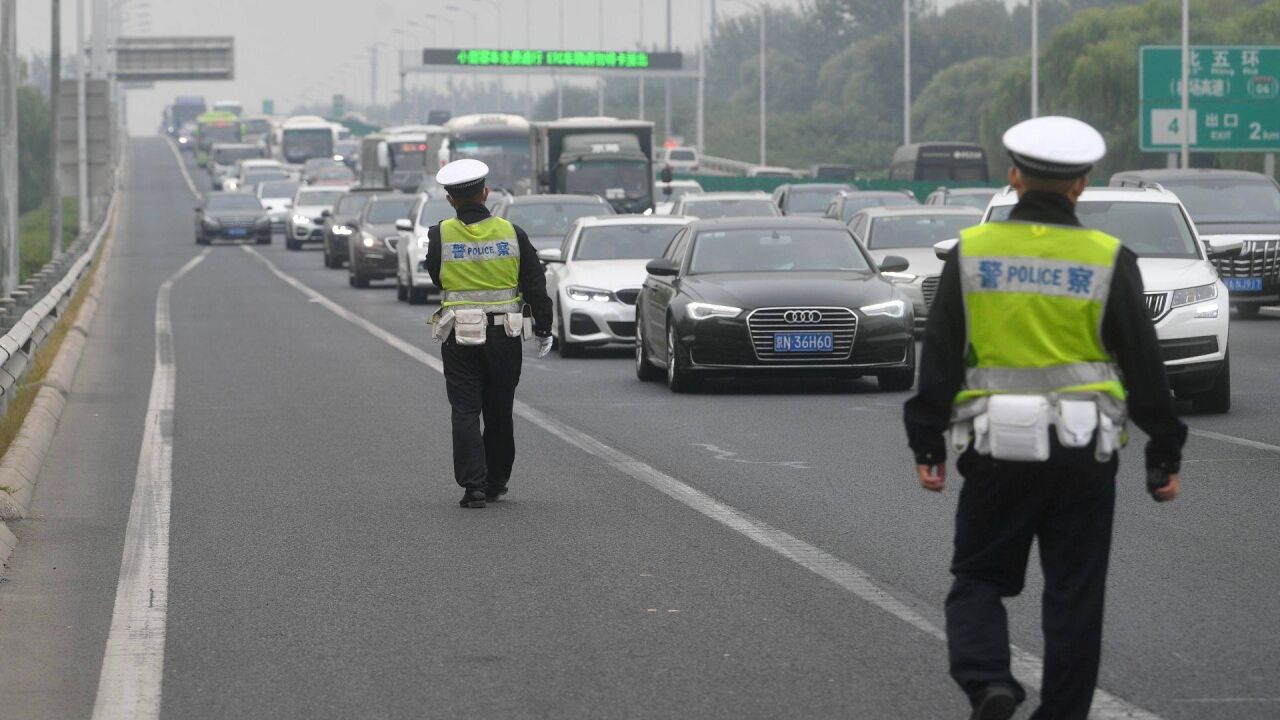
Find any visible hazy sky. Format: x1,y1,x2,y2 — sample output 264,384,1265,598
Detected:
16,0,972,134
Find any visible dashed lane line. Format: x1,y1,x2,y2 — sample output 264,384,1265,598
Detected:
241,244,1163,720
89,250,210,720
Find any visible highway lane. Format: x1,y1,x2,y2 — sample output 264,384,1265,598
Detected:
0,137,1277,719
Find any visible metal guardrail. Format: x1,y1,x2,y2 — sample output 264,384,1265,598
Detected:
0,172,117,416
698,153,759,177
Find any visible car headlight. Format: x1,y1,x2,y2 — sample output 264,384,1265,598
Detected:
417,236,430,250
361,232,378,248
687,302,742,320
566,286,614,303
293,213,311,224
1193,302,1219,319
1170,283,1217,308
860,299,907,318
178,137,189,144
201,217,220,227
331,225,353,236
881,272,918,284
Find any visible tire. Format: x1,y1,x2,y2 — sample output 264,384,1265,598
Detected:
1190,351,1231,414
256,235,271,245
286,237,299,251
196,234,209,246
634,314,663,381
352,271,370,289
665,322,698,393
408,285,430,305
1236,303,1261,318
877,343,917,392
557,313,583,358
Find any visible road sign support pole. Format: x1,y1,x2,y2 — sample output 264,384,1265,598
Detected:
1180,0,1190,169
1266,153,1276,179
1167,152,1178,169
76,0,89,235
0,0,17,296
903,0,911,147
1030,0,1038,118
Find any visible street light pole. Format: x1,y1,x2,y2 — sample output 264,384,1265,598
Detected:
696,0,705,154
903,0,911,146
1180,0,1190,169
50,0,63,259
556,0,564,119
758,6,766,166
0,0,16,295
1031,0,1038,118
638,0,645,120
664,0,672,142
76,0,89,234
598,0,605,116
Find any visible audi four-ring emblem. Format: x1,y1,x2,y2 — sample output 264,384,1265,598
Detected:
783,310,823,324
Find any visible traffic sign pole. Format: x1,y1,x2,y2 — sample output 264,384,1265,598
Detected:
1180,0,1190,168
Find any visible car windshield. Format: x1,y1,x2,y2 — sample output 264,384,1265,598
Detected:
690,228,870,274
451,137,531,190
574,224,683,261
1156,178,1280,223
505,203,605,237
244,119,271,134
417,198,454,226
365,197,416,223
867,214,978,249
336,194,371,214
315,167,355,181
296,190,344,207
940,190,997,209
245,171,287,185
841,195,916,222
789,187,847,213
562,161,650,200
206,194,261,211
682,198,779,219
259,181,300,199
668,149,696,161
305,159,341,172
988,201,1199,259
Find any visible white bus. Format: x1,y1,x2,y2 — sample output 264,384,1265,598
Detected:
279,116,340,166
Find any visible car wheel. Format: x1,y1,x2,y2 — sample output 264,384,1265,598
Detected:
1190,351,1231,414
256,234,271,245
666,322,698,393
352,271,370,289
557,312,582,358
1236,303,1261,318
635,313,662,381
196,234,209,246
877,343,916,392
408,283,430,305
286,237,299,251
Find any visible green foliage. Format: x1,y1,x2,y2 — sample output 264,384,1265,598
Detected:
17,198,78,282
17,85,51,214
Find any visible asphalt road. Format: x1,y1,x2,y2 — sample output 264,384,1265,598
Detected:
1,138,1278,719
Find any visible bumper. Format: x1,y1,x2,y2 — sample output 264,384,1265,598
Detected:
407,249,435,288
680,313,914,375
1153,288,1229,391
351,247,397,277
897,281,928,332
288,222,325,243
202,227,271,242
561,297,637,345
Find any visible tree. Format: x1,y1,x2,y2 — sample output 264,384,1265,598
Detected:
18,83,51,214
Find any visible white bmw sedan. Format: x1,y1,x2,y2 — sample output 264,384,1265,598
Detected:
538,215,691,357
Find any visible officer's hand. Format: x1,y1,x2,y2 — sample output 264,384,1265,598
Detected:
1151,473,1180,503
917,464,946,493
536,335,554,358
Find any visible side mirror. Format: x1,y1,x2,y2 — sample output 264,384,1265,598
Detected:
879,255,910,274
320,209,332,218
537,248,564,263
1202,235,1246,257
646,258,679,277
660,165,674,184
395,218,413,232
933,238,959,261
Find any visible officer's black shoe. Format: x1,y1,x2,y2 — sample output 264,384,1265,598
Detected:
485,483,508,502
459,489,487,509
969,684,1018,720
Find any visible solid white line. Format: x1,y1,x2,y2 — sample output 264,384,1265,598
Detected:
241,246,1162,720
1189,427,1280,454
89,250,209,720
163,137,202,200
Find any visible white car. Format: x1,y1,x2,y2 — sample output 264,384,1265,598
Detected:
538,215,691,357
394,192,454,304
256,179,301,232
979,186,1240,413
286,185,347,250
226,158,286,191
658,146,700,173
670,191,782,220
654,179,703,215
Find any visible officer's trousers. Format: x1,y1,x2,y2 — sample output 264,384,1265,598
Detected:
441,327,523,492
946,444,1117,720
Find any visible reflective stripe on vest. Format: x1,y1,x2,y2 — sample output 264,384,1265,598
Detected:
439,216,522,313
954,221,1127,409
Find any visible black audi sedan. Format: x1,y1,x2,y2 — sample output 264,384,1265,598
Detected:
635,217,915,393
349,194,416,288
194,192,271,245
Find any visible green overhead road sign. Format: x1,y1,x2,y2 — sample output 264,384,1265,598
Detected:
262,99,274,115
1141,45,1280,152
421,48,683,71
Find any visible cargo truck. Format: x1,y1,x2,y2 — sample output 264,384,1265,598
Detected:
531,117,655,214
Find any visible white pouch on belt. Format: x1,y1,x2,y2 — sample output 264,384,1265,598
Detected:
453,308,488,346
986,395,1051,462
431,308,455,343
1056,400,1099,449
503,312,523,338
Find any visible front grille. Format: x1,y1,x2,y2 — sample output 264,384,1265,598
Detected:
922,275,942,310
221,216,258,228
1145,292,1169,322
1212,238,1280,279
1159,336,1219,362
607,321,636,337
747,307,857,362
615,288,641,306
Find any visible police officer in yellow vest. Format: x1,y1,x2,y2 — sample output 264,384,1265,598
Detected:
904,117,1187,720
426,159,554,509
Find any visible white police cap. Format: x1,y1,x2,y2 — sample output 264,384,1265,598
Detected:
1003,116,1106,179
435,158,490,194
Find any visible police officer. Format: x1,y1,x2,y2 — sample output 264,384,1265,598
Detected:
904,116,1187,720
426,159,554,509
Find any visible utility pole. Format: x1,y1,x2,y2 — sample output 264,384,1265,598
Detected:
0,0,17,296
664,0,672,142
597,0,605,116
556,0,564,119
903,0,912,146
1030,0,1039,118
77,0,89,234
638,0,645,120
1180,0,1190,169
50,0,64,259
91,0,106,77
758,5,765,166
696,0,705,153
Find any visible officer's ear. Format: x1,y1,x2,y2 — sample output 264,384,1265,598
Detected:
482,187,490,202
1008,167,1026,196
1068,175,1089,204
446,193,459,210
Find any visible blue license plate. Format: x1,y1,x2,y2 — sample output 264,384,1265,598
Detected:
227,228,248,237
1224,277,1262,292
773,332,834,353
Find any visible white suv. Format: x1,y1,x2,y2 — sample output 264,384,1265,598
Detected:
393,193,454,304
980,186,1239,413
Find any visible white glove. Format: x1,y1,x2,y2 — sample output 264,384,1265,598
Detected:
537,335,554,358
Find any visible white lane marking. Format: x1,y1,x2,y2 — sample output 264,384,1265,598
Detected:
1189,428,1280,454
163,137,201,199
90,250,209,720
691,443,811,469
241,246,1162,720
